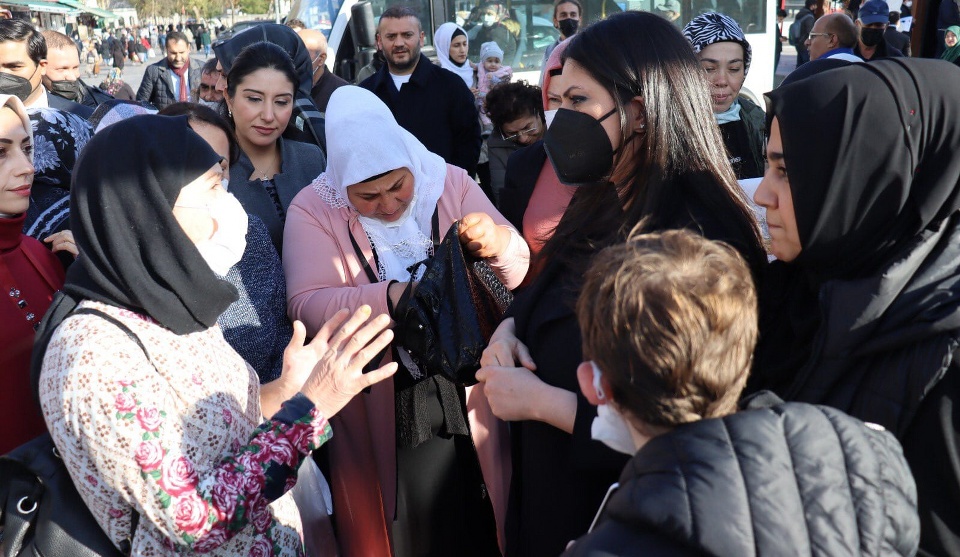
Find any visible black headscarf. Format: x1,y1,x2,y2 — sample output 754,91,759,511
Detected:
31,115,236,394
769,58,960,280
751,59,960,403
213,23,326,150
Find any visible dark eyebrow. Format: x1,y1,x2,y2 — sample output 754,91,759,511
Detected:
0,138,12,145
561,85,584,96
700,57,743,64
767,150,785,163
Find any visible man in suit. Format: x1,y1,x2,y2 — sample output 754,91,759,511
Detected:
137,31,201,110
0,19,91,117
41,30,113,113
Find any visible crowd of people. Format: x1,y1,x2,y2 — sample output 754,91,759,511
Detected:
3,2,960,556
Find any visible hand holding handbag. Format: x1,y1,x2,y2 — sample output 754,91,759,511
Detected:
393,220,513,385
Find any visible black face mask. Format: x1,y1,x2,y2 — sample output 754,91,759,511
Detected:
544,107,621,186
0,70,36,103
558,18,579,37
49,79,81,101
860,27,884,47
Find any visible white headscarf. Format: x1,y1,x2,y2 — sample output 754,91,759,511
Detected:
311,86,446,282
434,22,474,89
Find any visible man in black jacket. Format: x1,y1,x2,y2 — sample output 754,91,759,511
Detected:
137,31,201,110
854,0,905,60
360,6,481,176
794,0,817,66
885,11,912,55
40,30,113,114
562,231,920,557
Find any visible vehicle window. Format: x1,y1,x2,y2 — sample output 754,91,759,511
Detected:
449,0,559,72
621,0,766,34
289,0,344,37
367,0,437,45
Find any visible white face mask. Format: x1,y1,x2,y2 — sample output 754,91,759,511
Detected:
197,98,221,111
190,192,248,276
482,14,497,26
221,177,230,191
589,362,636,456
544,109,558,129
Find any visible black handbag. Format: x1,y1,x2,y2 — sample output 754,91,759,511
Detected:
1,308,139,557
393,220,513,385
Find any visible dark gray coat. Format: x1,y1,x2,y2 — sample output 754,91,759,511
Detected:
564,401,920,557
229,138,326,253
135,58,202,110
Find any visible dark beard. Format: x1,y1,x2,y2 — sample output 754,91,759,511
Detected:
386,46,420,72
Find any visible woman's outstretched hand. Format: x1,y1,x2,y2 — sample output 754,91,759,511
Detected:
283,306,397,418
459,212,511,259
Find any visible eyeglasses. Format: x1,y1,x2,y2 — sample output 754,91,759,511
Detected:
807,32,834,39
501,125,540,142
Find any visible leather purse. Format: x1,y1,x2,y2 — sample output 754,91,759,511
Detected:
393,220,513,385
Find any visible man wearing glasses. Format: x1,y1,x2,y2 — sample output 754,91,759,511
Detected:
806,12,862,62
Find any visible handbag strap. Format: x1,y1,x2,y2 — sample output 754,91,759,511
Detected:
347,207,441,284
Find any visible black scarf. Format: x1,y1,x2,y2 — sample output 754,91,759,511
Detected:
752,59,960,412
31,115,236,394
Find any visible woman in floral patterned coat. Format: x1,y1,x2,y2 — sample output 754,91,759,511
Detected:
34,114,396,556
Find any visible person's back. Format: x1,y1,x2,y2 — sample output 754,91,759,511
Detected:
565,401,919,556
561,230,919,557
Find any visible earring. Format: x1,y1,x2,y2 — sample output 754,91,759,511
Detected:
228,109,232,117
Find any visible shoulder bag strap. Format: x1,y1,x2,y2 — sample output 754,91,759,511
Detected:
348,223,381,284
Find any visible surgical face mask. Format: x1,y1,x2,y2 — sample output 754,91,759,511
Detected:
197,98,221,111
544,108,558,128
589,362,636,456
558,17,579,37
482,14,497,27
178,192,248,276
860,27,884,47
49,79,81,101
221,177,230,191
0,67,38,103
544,107,625,186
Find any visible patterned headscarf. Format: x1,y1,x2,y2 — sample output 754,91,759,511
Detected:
23,108,92,240
683,12,752,75
100,67,125,97
89,99,158,134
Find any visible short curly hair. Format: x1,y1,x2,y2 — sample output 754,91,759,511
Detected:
577,229,757,429
483,80,544,131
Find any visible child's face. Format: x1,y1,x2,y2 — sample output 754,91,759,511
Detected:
483,57,501,71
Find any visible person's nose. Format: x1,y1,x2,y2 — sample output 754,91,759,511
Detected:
12,148,34,179
754,175,776,209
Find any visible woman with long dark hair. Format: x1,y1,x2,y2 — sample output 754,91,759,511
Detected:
222,41,325,253
476,11,766,556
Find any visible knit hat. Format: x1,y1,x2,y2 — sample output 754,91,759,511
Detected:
480,41,504,62
682,12,752,75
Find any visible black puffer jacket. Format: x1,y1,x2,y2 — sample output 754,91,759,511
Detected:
564,401,919,557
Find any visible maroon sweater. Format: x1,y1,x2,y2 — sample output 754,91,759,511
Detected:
0,213,64,454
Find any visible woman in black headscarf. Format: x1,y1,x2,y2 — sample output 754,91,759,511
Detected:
33,114,395,556
751,58,960,557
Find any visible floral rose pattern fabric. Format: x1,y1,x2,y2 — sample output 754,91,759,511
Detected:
39,301,332,556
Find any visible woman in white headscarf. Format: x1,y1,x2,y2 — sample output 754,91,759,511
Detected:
283,85,528,557
435,21,476,89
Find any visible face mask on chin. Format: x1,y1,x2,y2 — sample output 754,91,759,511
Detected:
198,98,222,111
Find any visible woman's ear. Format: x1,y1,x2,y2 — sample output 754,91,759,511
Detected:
628,95,646,134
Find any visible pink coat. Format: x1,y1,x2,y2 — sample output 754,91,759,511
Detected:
283,164,529,556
